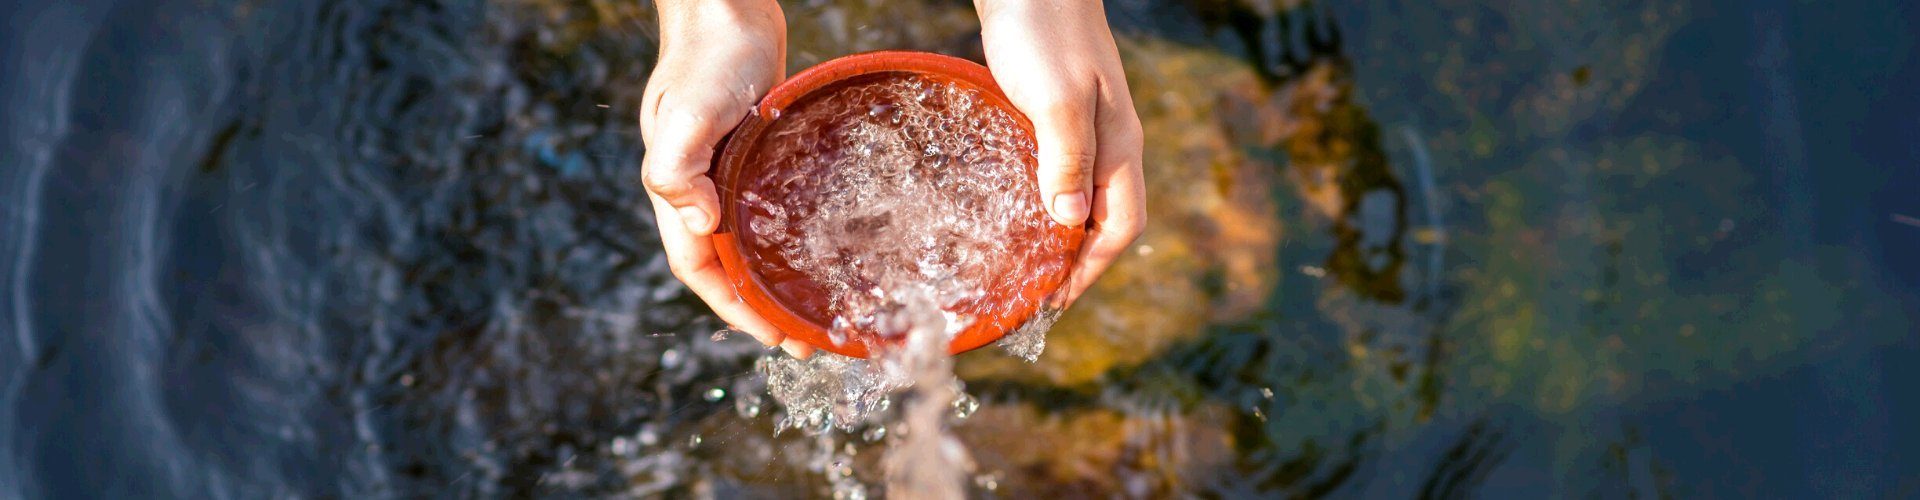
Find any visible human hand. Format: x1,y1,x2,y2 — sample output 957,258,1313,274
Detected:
641,0,814,358
976,0,1147,307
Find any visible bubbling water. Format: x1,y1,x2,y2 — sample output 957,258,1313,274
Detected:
732,72,1073,498
734,72,1070,348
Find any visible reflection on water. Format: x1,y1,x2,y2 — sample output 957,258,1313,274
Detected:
2,0,1917,497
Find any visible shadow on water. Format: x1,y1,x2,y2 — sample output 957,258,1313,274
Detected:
2,0,1918,497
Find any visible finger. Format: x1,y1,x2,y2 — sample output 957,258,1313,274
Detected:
1019,87,1098,227
649,194,790,349
1059,106,1145,307
641,110,729,235
1060,166,1145,307
779,338,816,359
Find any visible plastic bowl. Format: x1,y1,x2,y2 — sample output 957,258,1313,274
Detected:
708,51,1082,358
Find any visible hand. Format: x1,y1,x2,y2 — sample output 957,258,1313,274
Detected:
976,0,1148,307
641,0,813,358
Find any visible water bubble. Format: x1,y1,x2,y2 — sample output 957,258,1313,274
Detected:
687,434,703,448
1261,387,1275,399
974,472,1002,491
829,317,852,346
637,425,660,446
863,425,887,442
610,437,633,456
736,393,764,418
704,387,726,402
951,392,980,420
832,483,868,500
660,348,682,368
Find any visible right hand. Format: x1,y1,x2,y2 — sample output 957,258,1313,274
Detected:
640,0,813,358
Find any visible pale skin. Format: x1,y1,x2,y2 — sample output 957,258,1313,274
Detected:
640,0,1146,358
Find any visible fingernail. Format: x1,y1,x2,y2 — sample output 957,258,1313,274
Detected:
677,206,710,232
1051,192,1089,225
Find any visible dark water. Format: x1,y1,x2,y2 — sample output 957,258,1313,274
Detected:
2,0,1915,497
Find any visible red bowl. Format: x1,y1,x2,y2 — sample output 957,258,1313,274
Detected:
709,51,1082,358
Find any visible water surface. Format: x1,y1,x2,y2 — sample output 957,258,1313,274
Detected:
2,0,1916,497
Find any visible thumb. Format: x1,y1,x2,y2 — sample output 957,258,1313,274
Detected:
1026,97,1096,226
641,100,737,235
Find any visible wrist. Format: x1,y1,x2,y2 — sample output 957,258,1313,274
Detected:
975,0,1101,22
658,0,784,47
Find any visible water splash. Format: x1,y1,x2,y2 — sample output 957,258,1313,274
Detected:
734,74,1071,498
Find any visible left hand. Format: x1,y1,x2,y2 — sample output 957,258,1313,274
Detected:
975,0,1147,307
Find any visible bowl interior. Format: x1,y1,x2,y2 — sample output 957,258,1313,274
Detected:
710,52,1081,358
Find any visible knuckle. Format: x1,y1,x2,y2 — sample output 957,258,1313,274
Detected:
1124,216,1148,238
1106,215,1147,241
665,254,694,280
1089,239,1130,262
641,169,690,197
1037,92,1090,121
666,253,717,281
1049,151,1099,176
1109,118,1145,147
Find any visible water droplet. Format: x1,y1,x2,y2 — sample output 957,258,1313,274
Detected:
611,437,633,456
863,426,887,442
704,387,726,402
687,434,703,448
951,392,980,420
736,394,763,418
974,473,1002,491
637,425,660,446
828,317,853,346
660,348,682,368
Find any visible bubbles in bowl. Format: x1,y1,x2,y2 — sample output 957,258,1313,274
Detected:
733,72,1074,351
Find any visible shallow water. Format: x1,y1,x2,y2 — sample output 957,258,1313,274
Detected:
3,0,1917,497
